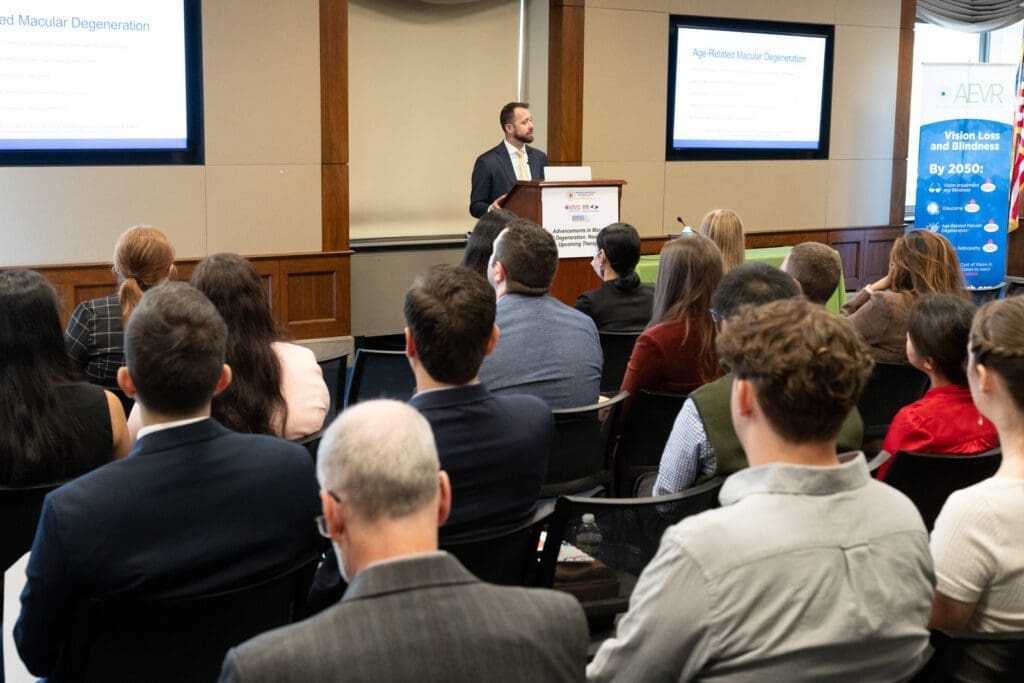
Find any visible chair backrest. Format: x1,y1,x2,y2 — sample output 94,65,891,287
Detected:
911,629,1024,683
0,480,66,572
544,391,628,498
598,331,641,393
53,552,320,683
316,352,349,424
856,362,929,440
886,449,1001,531
293,427,326,463
535,477,724,629
613,390,689,496
344,349,416,407
441,505,553,587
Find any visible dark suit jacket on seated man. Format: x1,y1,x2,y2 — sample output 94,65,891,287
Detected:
219,400,588,683
14,282,321,679
477,218,602,409
588,300,935,682
404,265,553,539
469,101,548,218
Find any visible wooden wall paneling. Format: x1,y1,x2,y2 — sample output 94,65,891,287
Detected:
319,0,352,335
550,257,600,306
278,254,348,339
826,229,864,290
548,0,585,165
744,231,825,249
10,253,344,340
640,236,669,255
863,227,905,283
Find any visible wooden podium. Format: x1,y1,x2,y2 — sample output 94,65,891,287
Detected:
503,179,626,305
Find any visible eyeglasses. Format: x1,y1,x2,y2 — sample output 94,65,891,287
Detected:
315,489,341,539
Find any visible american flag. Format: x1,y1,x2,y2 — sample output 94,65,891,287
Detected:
1009,46,1024,232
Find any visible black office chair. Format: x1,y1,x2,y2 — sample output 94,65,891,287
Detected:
535,477,724,632
316,352,349,425
613,390,689,496
0,480,67,679
53,551,320,683
910,629,1024,683
885,448,1001,531
598,331,641,394
344,349,416,407
857,362,929,446
441,505,553,587
294,426,326,462
544,392,628,498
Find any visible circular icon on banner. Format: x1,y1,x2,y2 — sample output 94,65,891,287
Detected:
926,201,940,215
965,199,980,213
985,219,1000,233
981,179,996,192
983,239,999,253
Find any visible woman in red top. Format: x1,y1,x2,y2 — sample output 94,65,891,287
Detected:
619,234,723,405
878,293,998,479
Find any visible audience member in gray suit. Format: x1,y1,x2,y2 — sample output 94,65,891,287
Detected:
478,218,602,408
219,400,589,683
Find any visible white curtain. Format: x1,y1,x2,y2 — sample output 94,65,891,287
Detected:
918,0,1024,33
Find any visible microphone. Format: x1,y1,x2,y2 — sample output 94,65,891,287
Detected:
677,216,693,235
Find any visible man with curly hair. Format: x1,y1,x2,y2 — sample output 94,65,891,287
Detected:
588,299,936,682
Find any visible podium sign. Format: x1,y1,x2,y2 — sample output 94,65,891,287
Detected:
540,186,620,258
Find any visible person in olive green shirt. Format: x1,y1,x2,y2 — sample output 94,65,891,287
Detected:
653,262,863,496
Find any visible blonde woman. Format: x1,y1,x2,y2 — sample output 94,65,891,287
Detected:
65,225,176,389
699,208,744,273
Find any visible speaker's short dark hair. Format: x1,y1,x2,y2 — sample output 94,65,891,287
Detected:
404,265,496,385
493,218,558,294
712,262,800,320
500,102,529,128
124,281,228,417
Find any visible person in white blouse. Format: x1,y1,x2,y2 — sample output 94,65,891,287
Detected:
930,296,1024,635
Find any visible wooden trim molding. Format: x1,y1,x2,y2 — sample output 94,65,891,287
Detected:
8,252,351,340
890,0,916,225
320,0,349,253
548,0,585,165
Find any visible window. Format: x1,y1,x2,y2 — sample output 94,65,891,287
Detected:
906,21,1023,217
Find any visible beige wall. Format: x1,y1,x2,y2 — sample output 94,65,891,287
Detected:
348,0,537,240
0,0,322,267
583,0,902,236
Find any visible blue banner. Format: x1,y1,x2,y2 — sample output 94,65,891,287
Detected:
915,118,1010,288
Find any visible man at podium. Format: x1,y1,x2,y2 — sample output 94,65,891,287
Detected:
469,102,549,218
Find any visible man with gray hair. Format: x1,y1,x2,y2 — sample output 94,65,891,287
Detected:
219,400,589,683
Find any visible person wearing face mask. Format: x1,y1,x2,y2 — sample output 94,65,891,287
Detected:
574,223,654,332
218,400,589,683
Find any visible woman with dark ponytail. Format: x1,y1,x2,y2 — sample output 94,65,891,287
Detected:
574,222,654,331
65,225,176,390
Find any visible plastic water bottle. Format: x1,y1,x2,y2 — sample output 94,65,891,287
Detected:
575,513,603,557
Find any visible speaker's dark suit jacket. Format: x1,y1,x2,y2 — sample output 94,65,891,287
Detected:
14,419,321,678
409,384,552,539
469,142,549,218
219,552,588,683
